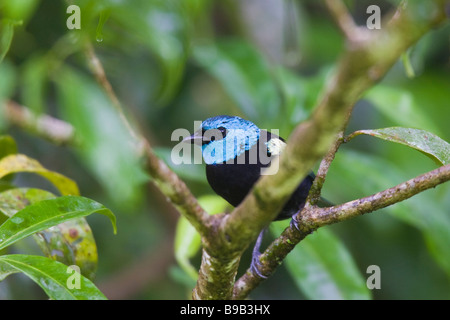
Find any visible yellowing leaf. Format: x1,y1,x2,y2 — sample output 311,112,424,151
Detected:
0,154,79,195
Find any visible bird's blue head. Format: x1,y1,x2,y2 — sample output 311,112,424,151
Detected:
185,115,260,165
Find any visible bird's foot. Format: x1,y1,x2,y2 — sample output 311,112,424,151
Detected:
250,229,268,279
290,216,301,232
250,252,268,279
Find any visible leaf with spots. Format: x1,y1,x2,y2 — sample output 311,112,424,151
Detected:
0,154,79,195
0,188,99,280
346,127,450,166
0,254,106,300
0,195,116,252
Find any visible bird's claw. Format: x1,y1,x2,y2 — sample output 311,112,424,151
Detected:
290,216,301,232
250,253,268,279
250,229,268,279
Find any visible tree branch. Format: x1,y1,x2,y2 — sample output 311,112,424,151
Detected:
233,163,450,299
192,0,448,299
4,100,76,146
324,0,368,41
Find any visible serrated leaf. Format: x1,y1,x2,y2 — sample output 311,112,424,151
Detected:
0,195,116,251
0,154,79,195
0,254,106,300
0,188,98,280
348,127,450,166
272,223,371,300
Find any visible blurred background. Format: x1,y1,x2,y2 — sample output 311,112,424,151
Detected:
0,0,449,299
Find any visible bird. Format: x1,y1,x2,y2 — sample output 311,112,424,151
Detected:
184,115,316,277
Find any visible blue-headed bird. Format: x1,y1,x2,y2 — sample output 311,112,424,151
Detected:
184,115,316,277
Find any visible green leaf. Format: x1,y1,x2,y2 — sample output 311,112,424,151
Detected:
275,67,328,133
365,85,441,137
0,254,106,300
0,135,17,160
174,195,229,281
193,39,281,125
0,154,79,196
2,0,40,23
0,135,18,186
109,2,187,104
21,55,48,114
0,195,116,251
0,60,16,100
0,135,17,184
347,127,450,166
174,216,201,281
0,188,99,280
0,61,17,131
272,223,371,300
56,68,148,208
0,20,18,64
401,50,415,78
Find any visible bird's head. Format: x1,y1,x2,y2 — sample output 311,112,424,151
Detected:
184,115,260,165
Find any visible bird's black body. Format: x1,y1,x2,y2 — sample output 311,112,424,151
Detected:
185,116,315,221
204,130,314,220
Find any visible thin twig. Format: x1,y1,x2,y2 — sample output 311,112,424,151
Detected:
324,0,368,42
4,100,76,146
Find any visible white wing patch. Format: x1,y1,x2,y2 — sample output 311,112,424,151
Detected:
266,138,286,157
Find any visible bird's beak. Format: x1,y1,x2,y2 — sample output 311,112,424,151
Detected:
183,130,203,146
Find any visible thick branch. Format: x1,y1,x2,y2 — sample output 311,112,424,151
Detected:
233,164,450,299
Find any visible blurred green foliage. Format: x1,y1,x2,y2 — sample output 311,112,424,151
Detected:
0,0,449,299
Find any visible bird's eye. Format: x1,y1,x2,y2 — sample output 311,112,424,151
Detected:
218,127,227,138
